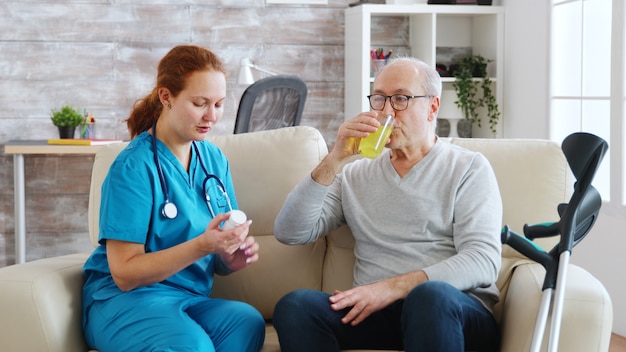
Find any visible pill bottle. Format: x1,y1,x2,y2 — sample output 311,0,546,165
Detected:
222,210,247,230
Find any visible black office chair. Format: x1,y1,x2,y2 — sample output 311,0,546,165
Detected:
234,75,307,134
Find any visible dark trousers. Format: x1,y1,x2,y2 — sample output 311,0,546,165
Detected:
273,281,500,352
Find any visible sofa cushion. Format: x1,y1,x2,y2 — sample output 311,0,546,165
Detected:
447,138,574,254
208,126,329,318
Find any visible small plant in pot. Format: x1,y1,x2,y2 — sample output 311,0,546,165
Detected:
451,55,500,136
50,104,84,138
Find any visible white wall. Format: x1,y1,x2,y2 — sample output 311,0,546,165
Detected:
503,0,551,139
503,0,626,336
572,204,626,336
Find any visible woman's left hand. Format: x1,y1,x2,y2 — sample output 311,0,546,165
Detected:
219,235,259,271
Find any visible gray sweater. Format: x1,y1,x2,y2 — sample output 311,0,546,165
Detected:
274,140,503,311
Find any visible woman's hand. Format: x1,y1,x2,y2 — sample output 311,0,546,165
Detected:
201,213,249,255
219,235,260,272
202,212,259,271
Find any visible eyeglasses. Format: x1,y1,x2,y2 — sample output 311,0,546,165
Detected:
367,94,432,111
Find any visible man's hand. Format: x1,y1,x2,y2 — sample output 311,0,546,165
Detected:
328,280,397,326
330,112,380,160
328,270,429,326
312,112,380,186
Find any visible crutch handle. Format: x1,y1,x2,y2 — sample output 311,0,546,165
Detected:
524,222,560,240
501,225,552,266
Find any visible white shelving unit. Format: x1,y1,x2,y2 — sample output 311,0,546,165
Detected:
344,4,504,138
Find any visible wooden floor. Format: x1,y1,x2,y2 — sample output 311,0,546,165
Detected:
611,333,626,352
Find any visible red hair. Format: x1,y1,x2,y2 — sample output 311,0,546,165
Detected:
126,45,227,138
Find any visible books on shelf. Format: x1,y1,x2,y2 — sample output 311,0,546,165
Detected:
47,138,124,146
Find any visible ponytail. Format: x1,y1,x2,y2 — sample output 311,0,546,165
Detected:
127,90,162,138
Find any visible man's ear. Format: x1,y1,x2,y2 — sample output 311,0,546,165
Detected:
429,96,441,121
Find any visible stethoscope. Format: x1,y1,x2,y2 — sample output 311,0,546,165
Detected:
151,123,232,219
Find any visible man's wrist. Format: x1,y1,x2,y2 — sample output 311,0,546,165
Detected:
311,155,340,185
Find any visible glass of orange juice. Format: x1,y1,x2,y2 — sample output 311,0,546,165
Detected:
358,114,394,159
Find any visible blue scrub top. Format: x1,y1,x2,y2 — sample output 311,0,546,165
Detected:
82,132,239,305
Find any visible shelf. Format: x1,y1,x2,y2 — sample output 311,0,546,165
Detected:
349,4,504,16
345,4,504,138
369,76,497,83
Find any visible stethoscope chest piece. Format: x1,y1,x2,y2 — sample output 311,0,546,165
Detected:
161,201,178,219
152,122,231,220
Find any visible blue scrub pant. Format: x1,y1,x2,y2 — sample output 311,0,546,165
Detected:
273,281,500,352
84,287,265,352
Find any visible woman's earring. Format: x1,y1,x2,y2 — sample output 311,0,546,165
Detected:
167,103,172,109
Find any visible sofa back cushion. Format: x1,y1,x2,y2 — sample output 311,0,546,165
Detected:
88,142,128,247
208,126,329,318
449,137,574,254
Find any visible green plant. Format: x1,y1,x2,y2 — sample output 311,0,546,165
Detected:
50,104,84,127
451,55,501,135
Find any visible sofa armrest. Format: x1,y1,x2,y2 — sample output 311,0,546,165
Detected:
500,263,612,352
0,253,90,352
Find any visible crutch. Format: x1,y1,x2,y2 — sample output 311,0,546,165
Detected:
501,132,608,352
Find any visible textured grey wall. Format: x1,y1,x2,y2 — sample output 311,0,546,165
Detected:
0,0,376,265
0,1,354,142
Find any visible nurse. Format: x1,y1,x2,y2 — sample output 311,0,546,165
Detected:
81,45,265,352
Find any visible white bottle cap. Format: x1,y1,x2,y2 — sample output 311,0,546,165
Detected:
222,209,247,230
228,210,247,226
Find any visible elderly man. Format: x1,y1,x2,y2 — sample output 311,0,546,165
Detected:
272,57,502,352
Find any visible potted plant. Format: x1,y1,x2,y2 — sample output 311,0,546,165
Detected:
451,55,501,136
50,104,84,138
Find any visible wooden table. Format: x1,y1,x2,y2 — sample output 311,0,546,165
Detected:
4,140,109,264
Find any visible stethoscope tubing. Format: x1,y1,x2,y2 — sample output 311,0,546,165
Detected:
151,122,232,219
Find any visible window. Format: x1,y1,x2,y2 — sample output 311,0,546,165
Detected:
550,0,614,201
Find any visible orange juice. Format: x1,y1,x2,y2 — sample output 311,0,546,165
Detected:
359,116,394,158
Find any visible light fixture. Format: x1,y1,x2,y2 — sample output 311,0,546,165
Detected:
237,58,281,86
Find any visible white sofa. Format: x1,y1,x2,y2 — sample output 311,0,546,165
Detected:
0,126,613,351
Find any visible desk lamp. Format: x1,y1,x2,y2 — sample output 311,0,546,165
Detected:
237,58,281,86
